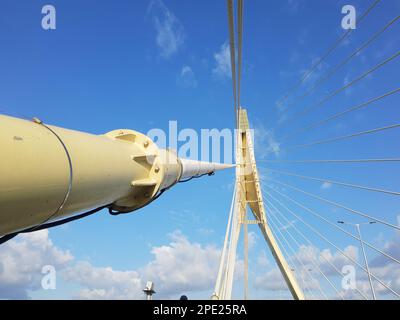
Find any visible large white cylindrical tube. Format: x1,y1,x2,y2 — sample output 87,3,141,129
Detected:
0,115,163,235
0,114,234,237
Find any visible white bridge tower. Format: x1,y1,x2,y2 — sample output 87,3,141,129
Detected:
212,108,305,300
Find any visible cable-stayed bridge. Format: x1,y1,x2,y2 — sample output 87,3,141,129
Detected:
0,0,398,301
212,0,400,300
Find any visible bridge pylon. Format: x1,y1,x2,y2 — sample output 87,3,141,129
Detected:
212,108,305,300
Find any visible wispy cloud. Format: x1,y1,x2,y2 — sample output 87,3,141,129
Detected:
276,55,329,113
254,123,281,158
257,250,270,267
212,41,231,79
296,28,308,46
248,231,258,250
168,209,200,227
197,228,214,236
321,182,332,190
343,73,353,97
176,65,197,88
299,56,329,88
148,0,185,59
278,219,296,231
287,0,302,14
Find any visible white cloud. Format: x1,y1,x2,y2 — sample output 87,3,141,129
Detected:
367,220,400,297
0,229,221,300
141,230,220,298
63,262,143,300
148,0,185,59
254,124,281,158
321,182,332,190
212,41,231,79
276,55,329,113
248,231,258,250
197,228,214,236
316,245,359,276
254,268,288,291
343,73,353,97
62,230,221,300
257,250,270,267
3,218,400,300
275,217,296,231
254,244,359,297
300,57,329,88
177,65,197,88
369,263,400,296
0,230,73,299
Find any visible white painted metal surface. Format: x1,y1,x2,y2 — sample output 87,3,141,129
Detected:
179,159,234,181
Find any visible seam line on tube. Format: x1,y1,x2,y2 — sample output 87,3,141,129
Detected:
31,119,74,229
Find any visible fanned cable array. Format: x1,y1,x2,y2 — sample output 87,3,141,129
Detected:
256,0,400,300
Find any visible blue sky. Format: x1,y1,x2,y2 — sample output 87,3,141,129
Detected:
0,0,399,300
